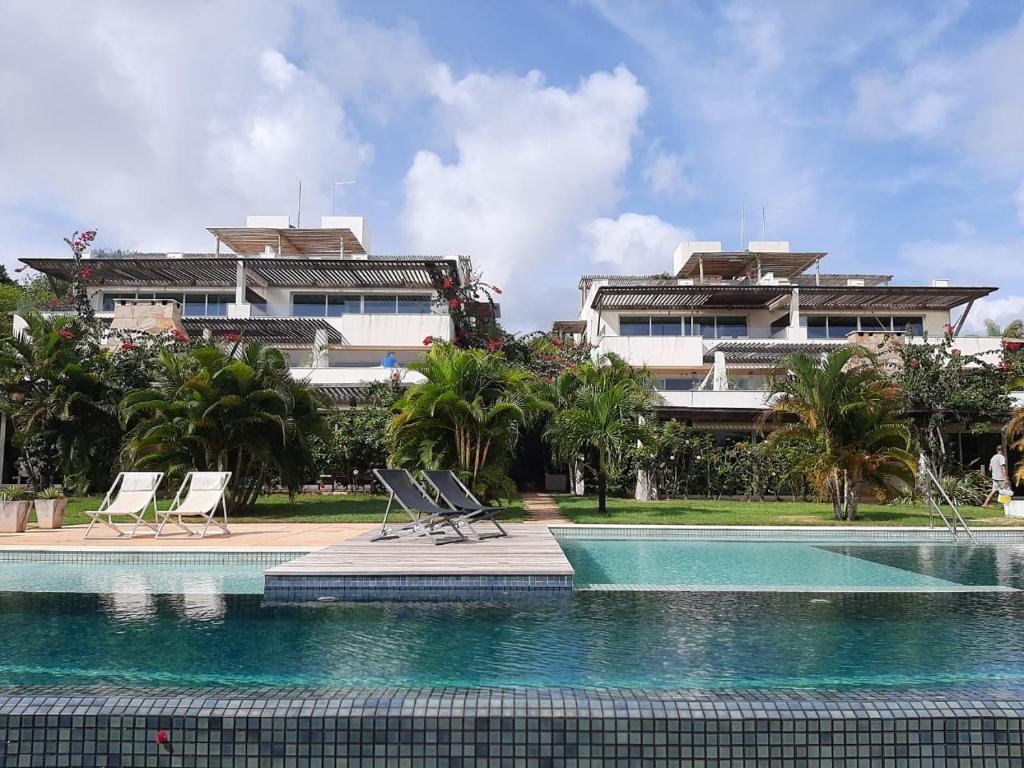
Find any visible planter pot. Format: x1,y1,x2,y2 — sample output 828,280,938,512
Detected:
0,501,32,533
34,498,67,529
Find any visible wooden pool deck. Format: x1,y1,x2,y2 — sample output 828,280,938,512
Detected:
263,524,574,602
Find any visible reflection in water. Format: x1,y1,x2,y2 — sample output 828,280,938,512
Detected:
2,591,1024,690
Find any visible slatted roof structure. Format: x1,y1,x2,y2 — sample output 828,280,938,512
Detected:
790,273,892,287
591,284,995,312
676,251,825,279
208,226,367,256
703,340,842,365
552,319,587,333
20,257,460,289
180,317,343,345
313,383,409,406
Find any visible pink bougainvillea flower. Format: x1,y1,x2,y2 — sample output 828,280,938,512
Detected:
155,730,169,745
58,329,75,339
422,335,434,346
221,332,241,342
492,286,502,294
910,359,920,368
442,278,453,289
120,342,137,350
448,298,460,309
950,348,961,356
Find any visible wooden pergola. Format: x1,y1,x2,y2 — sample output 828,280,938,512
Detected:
208,226,367,256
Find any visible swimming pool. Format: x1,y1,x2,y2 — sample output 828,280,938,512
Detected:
1,542,1024,691
558,537,1024,591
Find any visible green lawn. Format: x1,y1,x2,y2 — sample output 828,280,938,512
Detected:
61,492,524,526
554,495,1016,527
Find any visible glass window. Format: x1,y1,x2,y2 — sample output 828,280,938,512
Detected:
715,316,747,339
206,294,233,317
397,295,433,315
101,293,136,312
364,294,398,314
807,316,828,339
327,294,361,316
650,316,682,336
693,316,716,338
828,316,858,339
859,315,892,333
893,316,924,336
292,293,326,317
619,316,650,336
662,377,698,391
182,294,207,316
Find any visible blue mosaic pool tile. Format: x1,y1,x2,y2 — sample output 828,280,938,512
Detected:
552,525,1024,544
264,574,573,603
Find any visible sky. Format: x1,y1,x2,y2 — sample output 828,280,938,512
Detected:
1,0,1022,332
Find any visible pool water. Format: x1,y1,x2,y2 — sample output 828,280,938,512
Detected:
3,590,1024,690
559,539,1024,591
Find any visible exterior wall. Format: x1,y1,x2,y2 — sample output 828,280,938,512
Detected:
291,366,426,387
325,313,452,347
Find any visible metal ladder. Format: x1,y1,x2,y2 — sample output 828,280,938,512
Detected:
922,463,977,543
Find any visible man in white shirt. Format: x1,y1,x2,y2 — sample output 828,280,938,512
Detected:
983,445,1010,508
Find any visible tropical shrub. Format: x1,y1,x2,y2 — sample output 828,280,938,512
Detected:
544,356,658,513
765,347,917,520
121,341,328,513
389,343,546,499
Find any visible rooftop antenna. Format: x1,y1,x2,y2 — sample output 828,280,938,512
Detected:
332,180,356,215
739,207,745,250
296,179,302,227
760,205,785,240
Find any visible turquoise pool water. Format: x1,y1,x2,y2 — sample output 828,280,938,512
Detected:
2,542,1024,691
559,539,1024,591
2,590,1024,690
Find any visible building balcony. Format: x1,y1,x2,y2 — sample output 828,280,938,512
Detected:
656,389,774,411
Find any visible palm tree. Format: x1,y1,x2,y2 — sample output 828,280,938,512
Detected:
764,347,916,521
389,343,547,498
0,312,119,491
121,341,327,513
544,357,658,514
985,319,1024,338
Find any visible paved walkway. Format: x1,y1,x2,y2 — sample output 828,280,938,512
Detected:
0,522,377,550
521,492,570,524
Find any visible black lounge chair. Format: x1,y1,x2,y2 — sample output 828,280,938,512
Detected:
372,468,467,544
422,470,509,540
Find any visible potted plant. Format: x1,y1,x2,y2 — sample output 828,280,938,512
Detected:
0,489,32,533
34,486,67,529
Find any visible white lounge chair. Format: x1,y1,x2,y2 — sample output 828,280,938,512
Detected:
156,471,231,538
84,472,164,538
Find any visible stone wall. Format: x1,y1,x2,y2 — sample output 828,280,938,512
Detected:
107,299,188,341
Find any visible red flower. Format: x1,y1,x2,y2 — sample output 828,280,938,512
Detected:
170,329,189,342
78,267,94,279
542,376,553,385
155,730,169,745
1001,363,1011,371
1006,341,1020,352
944,323,954,332
486,338,503,352
910,359,920,368
390,370,401,381
551,338,563,347
120,342,137,350
448,298,460,309
58,329,75,339
442,278,453,289
422,335,434,346
950,348,961,356
221,332,241,342
492,286,502,294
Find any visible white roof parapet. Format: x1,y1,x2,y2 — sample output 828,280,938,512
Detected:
672,241,722,276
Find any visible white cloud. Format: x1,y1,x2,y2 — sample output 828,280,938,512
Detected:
0,0,427,265
402,65,648,328
643,152,695,198
851,19,1024,173
581,214,691,274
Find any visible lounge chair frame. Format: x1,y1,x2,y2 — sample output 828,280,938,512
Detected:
156,471,232,538
422,470,508,540
372,468,467,545
84,471,164,538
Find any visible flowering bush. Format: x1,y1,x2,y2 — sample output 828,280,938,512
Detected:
428,264,502,349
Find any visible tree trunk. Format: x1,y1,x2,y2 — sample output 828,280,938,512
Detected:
844,470,860,521
597,451,608,514
829,471,843,521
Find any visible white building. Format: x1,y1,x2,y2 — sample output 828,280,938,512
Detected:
16,214,476,403
554,240,1003,435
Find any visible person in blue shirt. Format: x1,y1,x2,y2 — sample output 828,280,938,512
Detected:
381,351,397,368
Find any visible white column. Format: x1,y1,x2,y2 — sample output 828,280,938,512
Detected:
713,351,728,391
635,416,657,500
789,287,800,327
235,260,246,305
0,412,6,485
572,459,585,496
311,329,329,368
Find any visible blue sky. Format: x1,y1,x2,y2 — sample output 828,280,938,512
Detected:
1,1,1022,330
